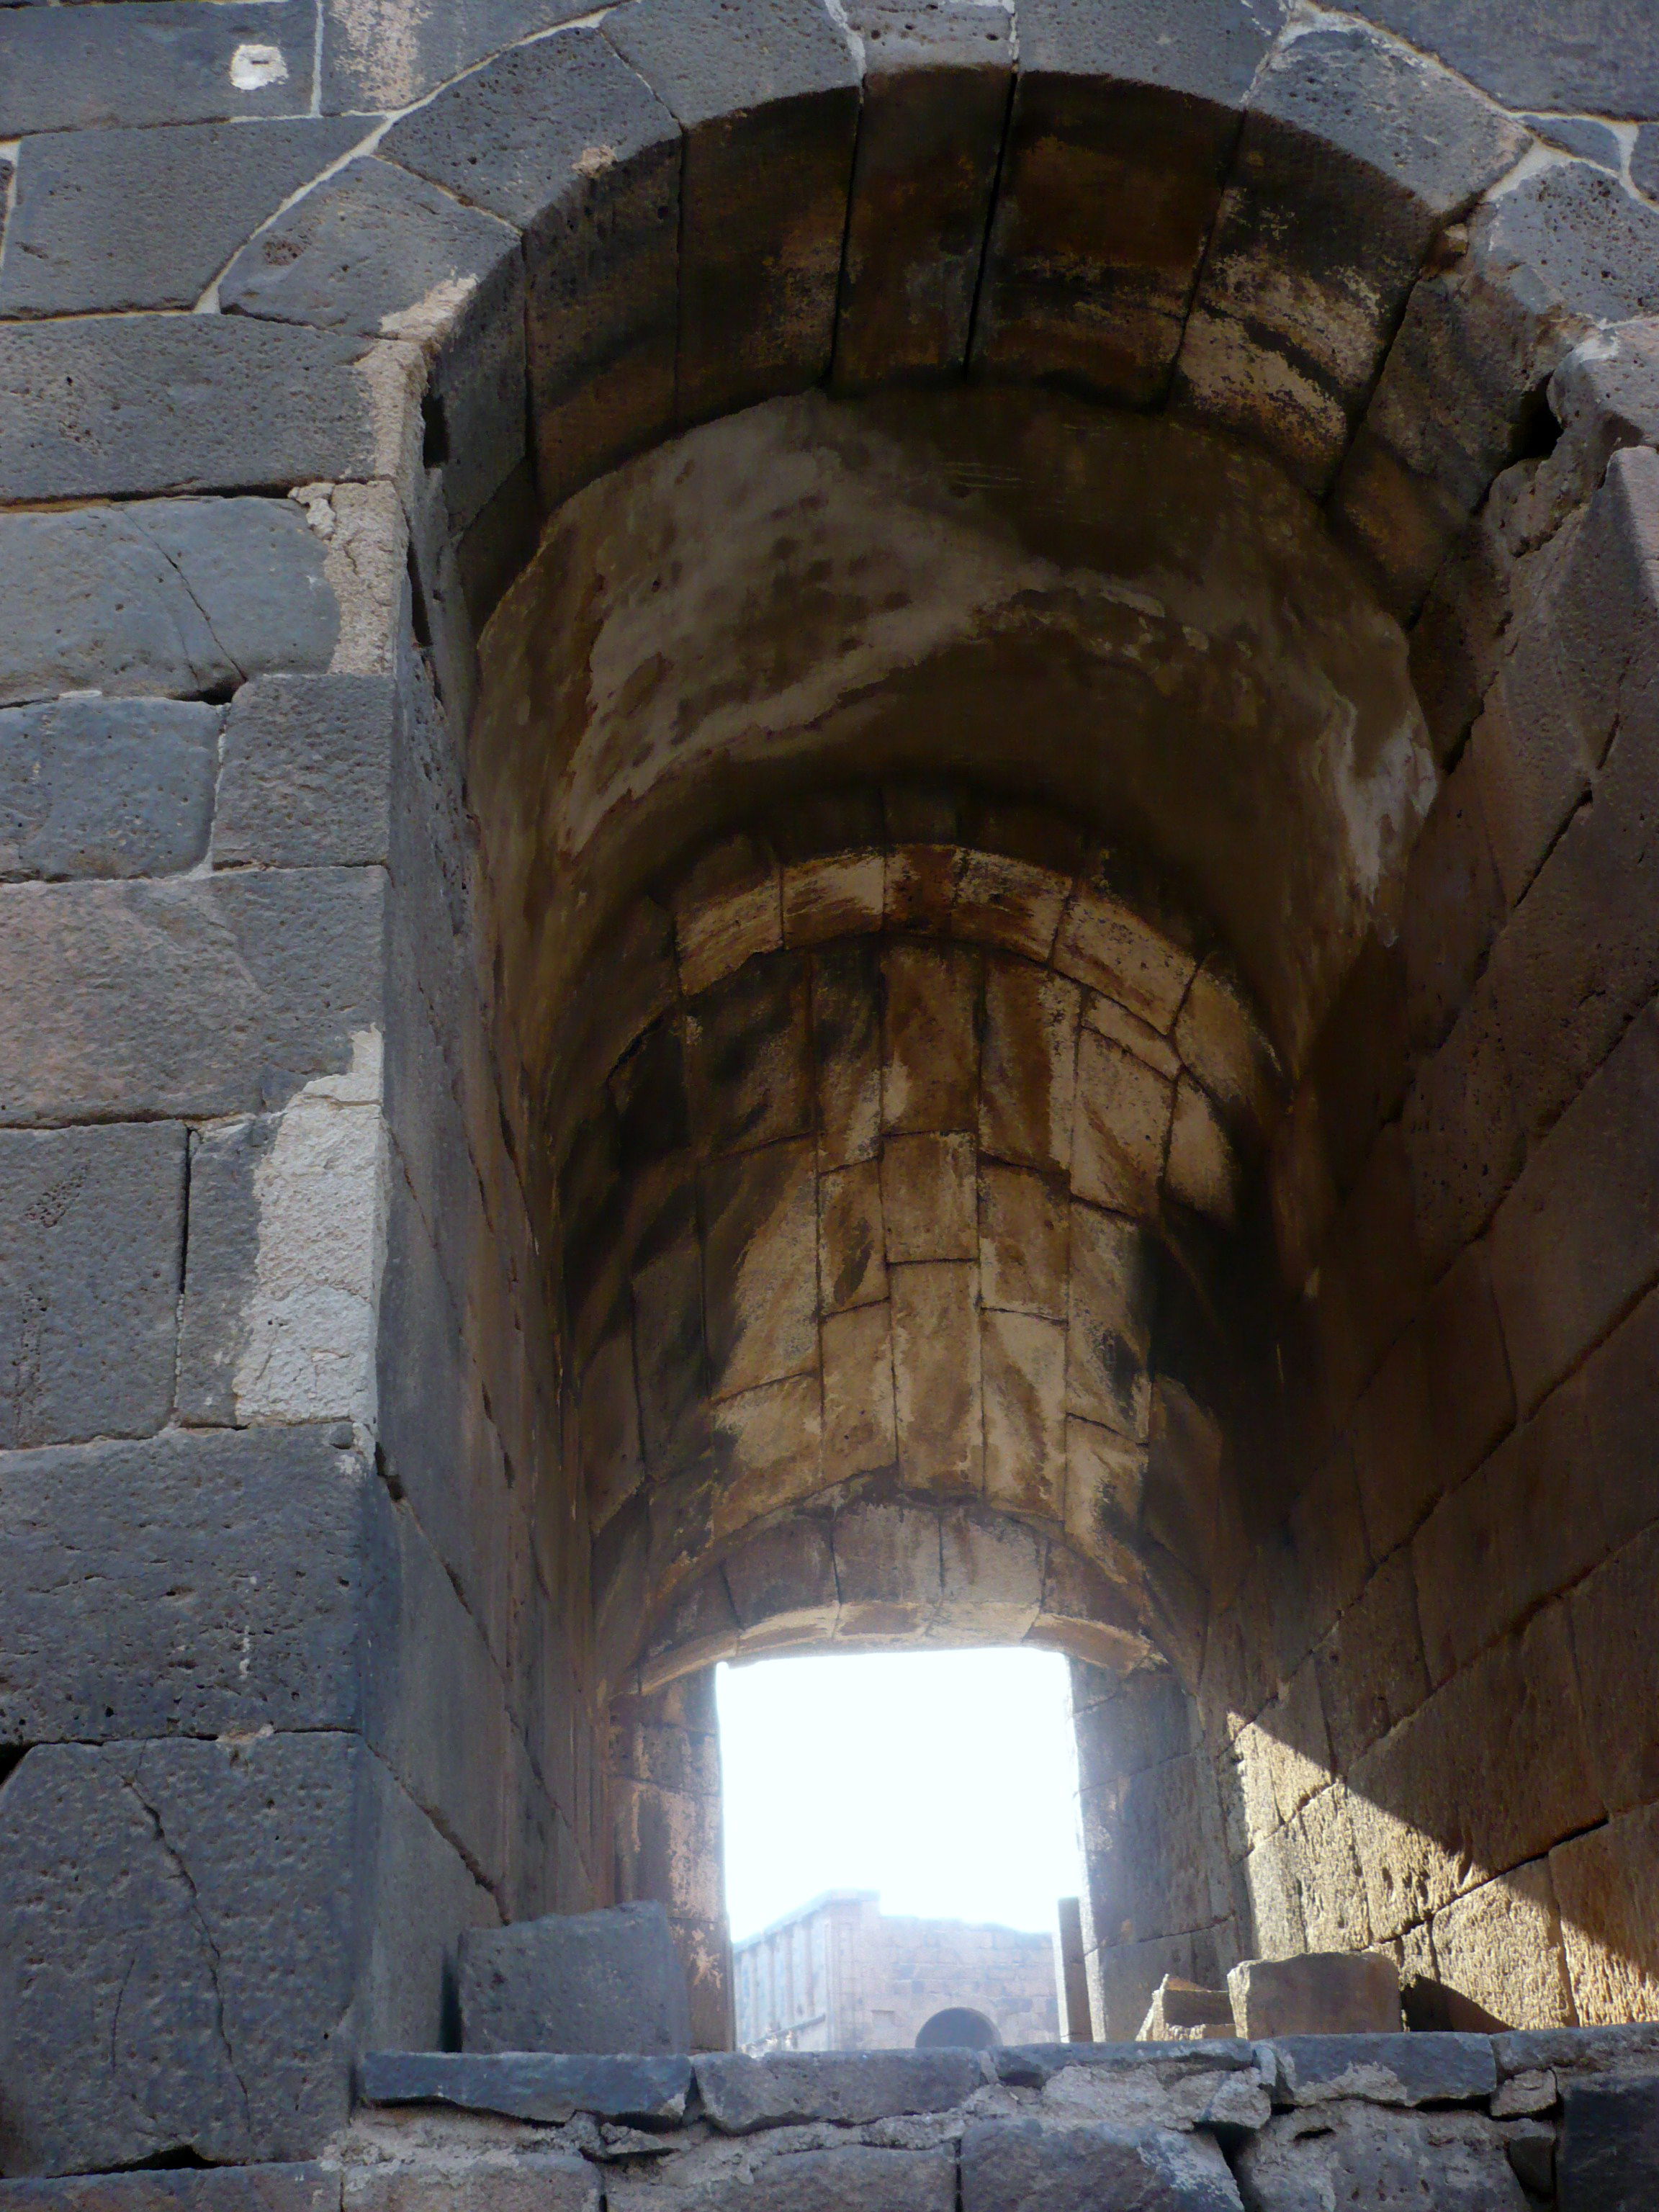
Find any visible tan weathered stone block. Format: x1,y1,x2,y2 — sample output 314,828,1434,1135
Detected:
891,1259,983,1491
1431,1860,1574,2029
881,1129,976,1262
832,1496,943,1640
1316,1547,1431,1771
703,1138,818,1396
882,940,978,1133
674,837,781,996
979,1159,1068,1318
951,850,1069,959
822,1300,897,1479
685,953,811,1157
811,940,882,1166
937,1508,1044,1641
1165,1074,1241,1226
1229,1947,1397,2033
1064,1416,1145,1573
1072,1026,1173,1214
1262,1658,1334,1827
884,842,961,932
580,1325,644,1534
1227,1721,1286,1853
1291,1783,1375,1954
631,1225,710,1473
1243,1827,1308,1959
724,1516,839,1645
1053,884,1195,1030
1287,1442,1372,1651
1175,957,1282,1143
1352,1318,1438,1563
1551,1804,1659,2025
979,956,1079,1170
781,850,884,946
982,1306,1066,1518
819,1156,886,1313
1066,1202,1153,1439
711,1371,823,1540
1035,1541,1154,1672
1346,1755,1483,1943
1085,992,1181,1078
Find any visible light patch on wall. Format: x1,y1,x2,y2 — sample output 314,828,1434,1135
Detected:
716,1646,1084,1943
230,42,289,89
233,1026,387,1426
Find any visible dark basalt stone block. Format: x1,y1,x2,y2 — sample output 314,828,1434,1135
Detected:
459,1900,691,2056
696,2049,986,2133
357,2049,693,2124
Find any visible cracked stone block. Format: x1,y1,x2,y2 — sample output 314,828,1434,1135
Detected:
0,119,363,318
1174,24,1525,491
0,698,218,883
0,1121,185,1448
0,500,337,708
0,1734,491,2175
604,0,859,421
459,1902,691,2055
975,0,1282,405
832,1,1010,388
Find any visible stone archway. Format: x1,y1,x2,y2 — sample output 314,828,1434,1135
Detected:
4,0,1659,2175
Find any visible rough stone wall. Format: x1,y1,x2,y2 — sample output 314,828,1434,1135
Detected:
565,804,1281,1698
1152,385,1659,2037
6,0,1659,2177
611,1672,733,2052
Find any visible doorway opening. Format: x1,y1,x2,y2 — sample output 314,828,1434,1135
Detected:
717,1647,1084,2053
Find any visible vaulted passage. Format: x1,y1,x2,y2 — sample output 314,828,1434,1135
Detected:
4,0,1659,2183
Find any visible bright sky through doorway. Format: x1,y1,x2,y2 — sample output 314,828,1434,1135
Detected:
716,1647,1084,1943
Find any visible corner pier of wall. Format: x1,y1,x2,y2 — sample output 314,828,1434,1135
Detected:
5,0,1659,2191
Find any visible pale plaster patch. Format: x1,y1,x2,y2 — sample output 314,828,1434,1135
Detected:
380,274,477,346
295,480,409,675
233,1028,387,1427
